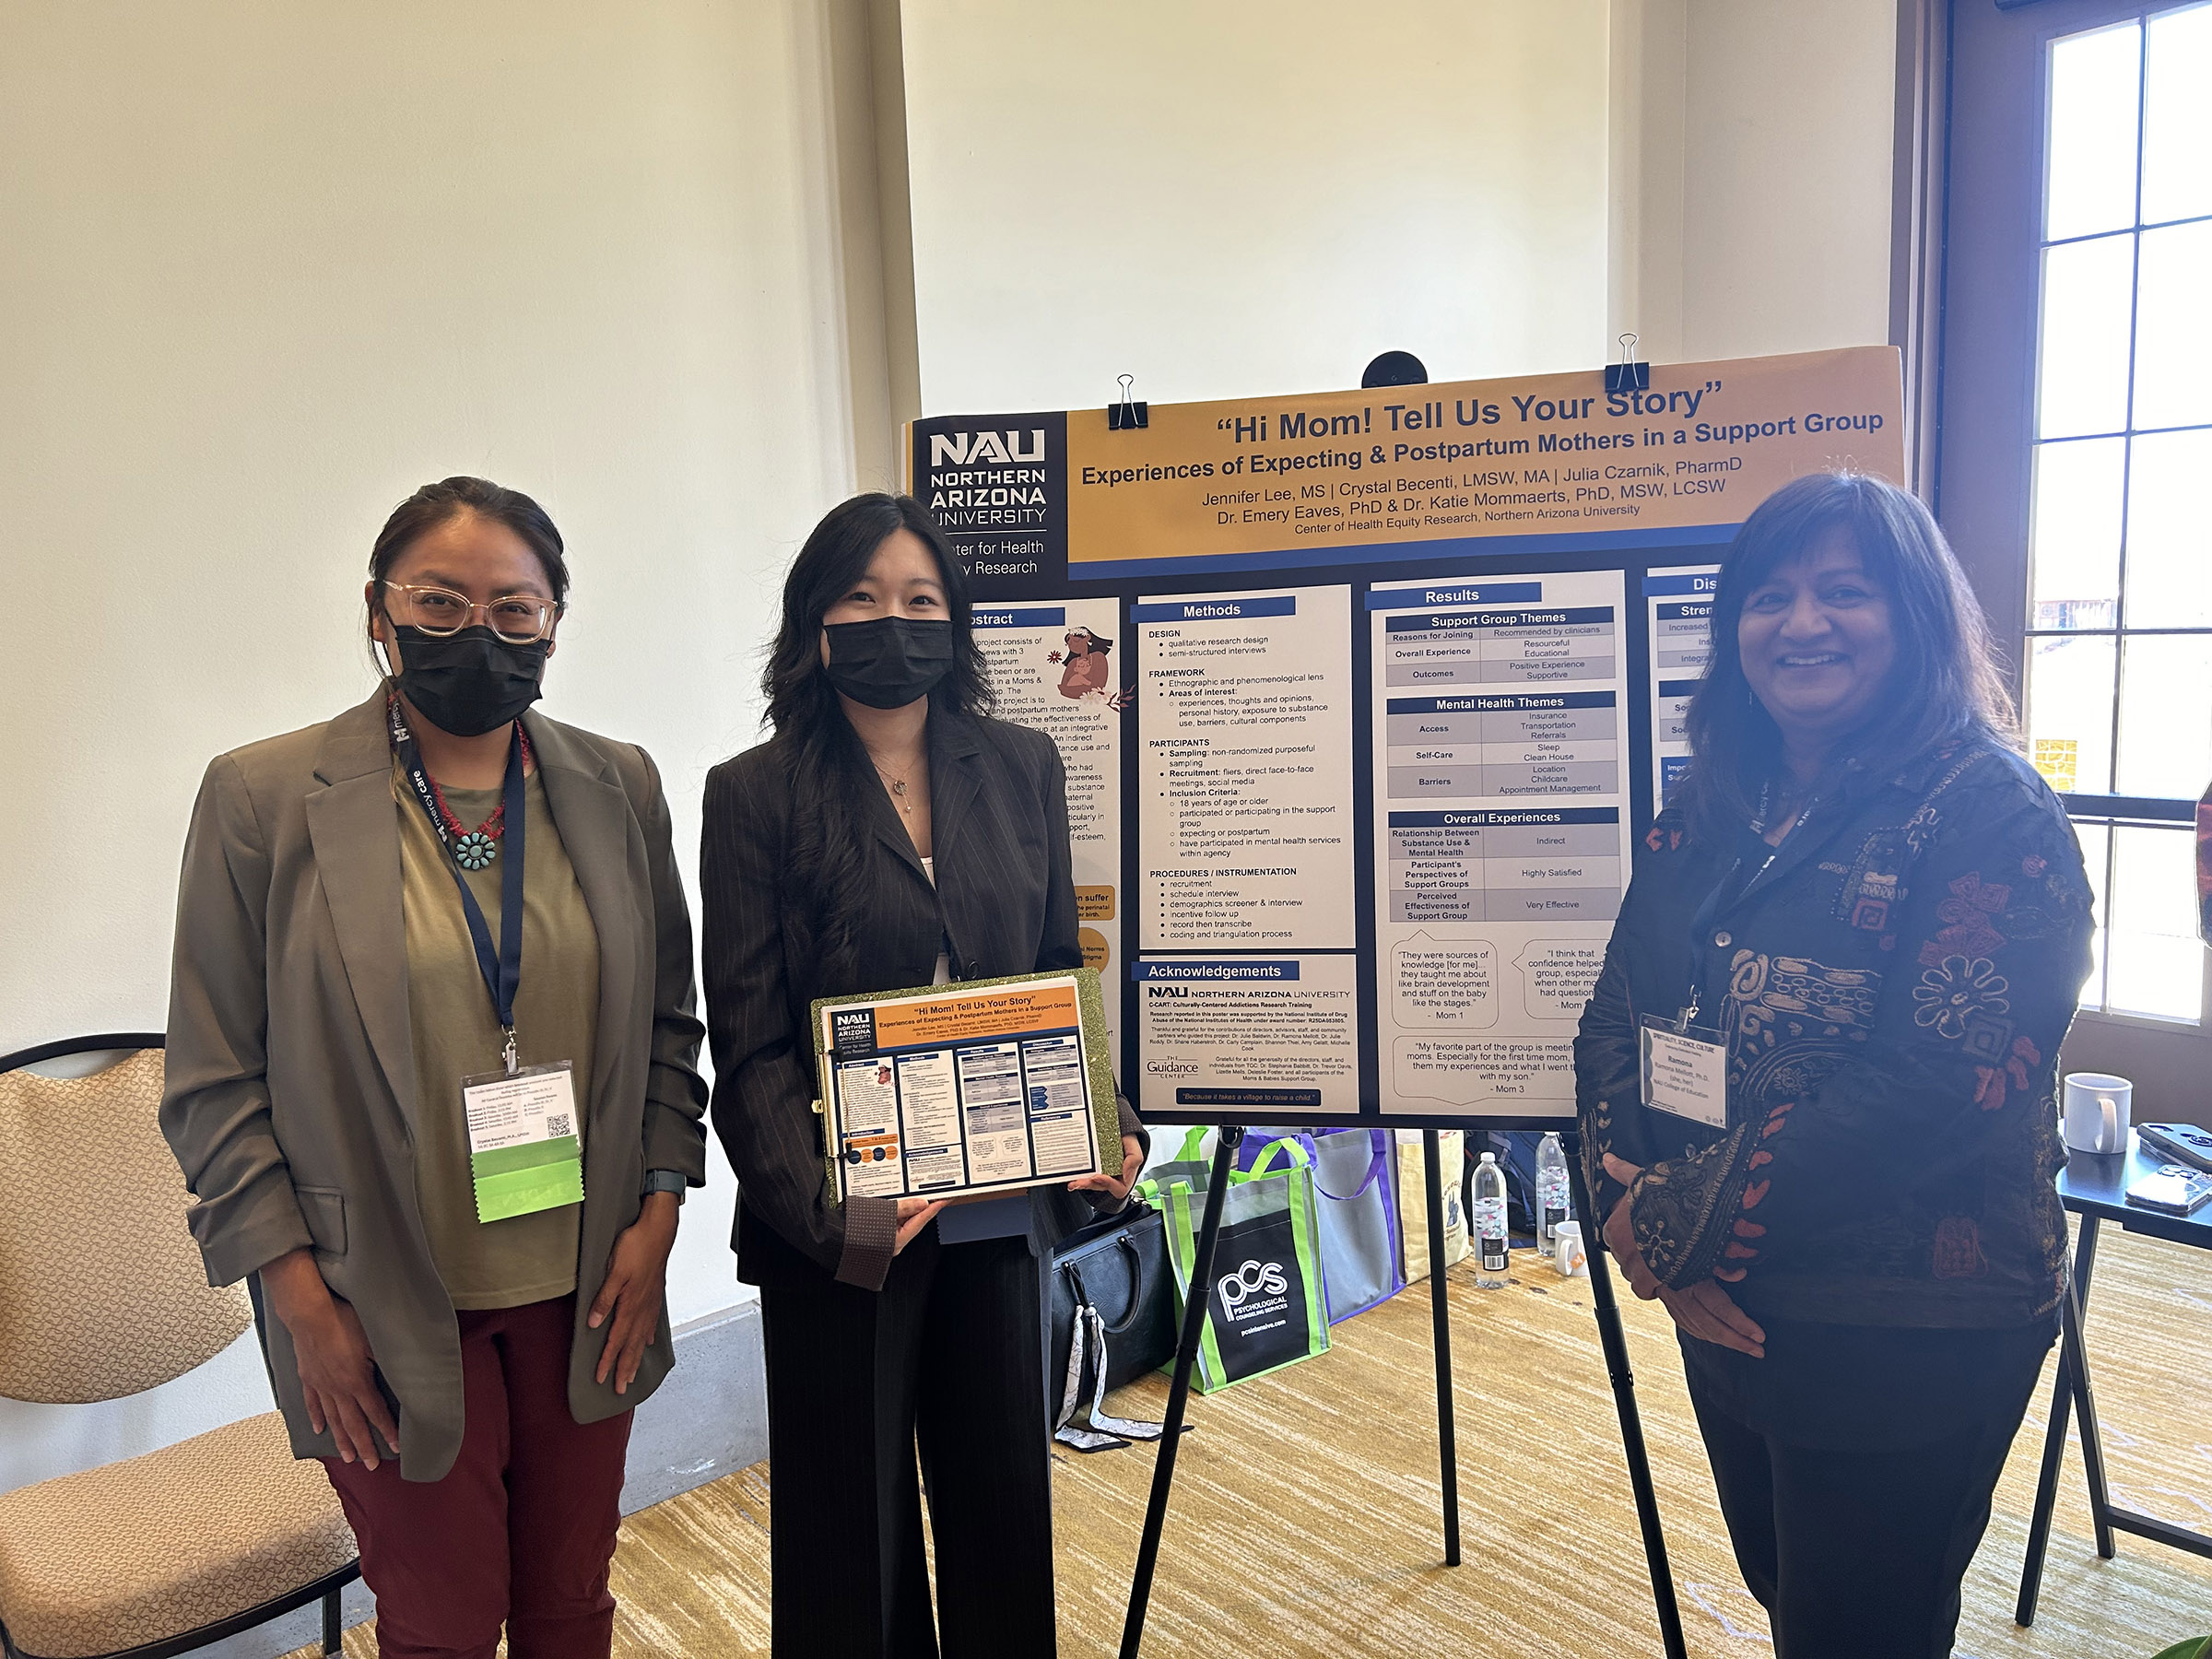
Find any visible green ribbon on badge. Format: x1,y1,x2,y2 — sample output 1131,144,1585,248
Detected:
471,1135,585,1223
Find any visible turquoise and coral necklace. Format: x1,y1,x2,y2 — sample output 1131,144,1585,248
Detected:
386,688,533,871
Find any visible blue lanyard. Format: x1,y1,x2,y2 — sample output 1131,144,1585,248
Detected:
387,695,527,1072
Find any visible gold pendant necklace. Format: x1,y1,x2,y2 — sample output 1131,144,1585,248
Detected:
872,757,920,816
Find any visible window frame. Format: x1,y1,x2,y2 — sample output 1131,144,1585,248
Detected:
1931,0,2212,1097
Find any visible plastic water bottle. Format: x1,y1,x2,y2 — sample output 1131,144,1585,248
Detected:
1535,1132,1571,1251
1472,1152,1510,1289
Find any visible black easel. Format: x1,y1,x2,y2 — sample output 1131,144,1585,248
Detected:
1119,1125,1687,1659
1119,1124,1244,1659
1422,1128,1461,1567
1566,1129,1688,1659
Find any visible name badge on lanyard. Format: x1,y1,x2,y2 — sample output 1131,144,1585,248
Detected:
389,693,583,1224
461,1061,584,1222
1640,1013,1729,1127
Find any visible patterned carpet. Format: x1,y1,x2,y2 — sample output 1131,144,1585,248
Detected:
293,1223,2212,1657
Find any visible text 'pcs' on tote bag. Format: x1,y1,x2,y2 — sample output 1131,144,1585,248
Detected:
1236,1125,1406,1324
1046,1206,1175,1450
1397,1127,1469,1283
1147,1132,1329,1394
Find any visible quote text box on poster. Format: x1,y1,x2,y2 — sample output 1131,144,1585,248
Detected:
1389,932,1498,1029
1514,938,1606,1021
1390,1036,1577,1109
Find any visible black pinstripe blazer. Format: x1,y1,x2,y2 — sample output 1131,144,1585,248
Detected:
701,707,1142,1293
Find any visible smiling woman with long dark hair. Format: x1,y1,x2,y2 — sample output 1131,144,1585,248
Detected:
700,492,1144,1656
1576,472,2094,1657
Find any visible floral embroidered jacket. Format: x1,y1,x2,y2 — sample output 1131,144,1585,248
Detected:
1575,739,2094,1329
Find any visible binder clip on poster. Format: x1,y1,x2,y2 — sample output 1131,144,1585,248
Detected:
1606,332,1650,394
1109,372,1148,430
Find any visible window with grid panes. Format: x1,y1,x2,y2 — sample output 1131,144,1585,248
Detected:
2024,1,2212,1023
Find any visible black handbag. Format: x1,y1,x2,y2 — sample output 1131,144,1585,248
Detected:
1047,1205,1174,1448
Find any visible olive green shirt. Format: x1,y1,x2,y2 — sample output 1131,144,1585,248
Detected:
396,762,600,1310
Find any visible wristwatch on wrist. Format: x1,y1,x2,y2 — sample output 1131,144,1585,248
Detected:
641,1170,688,1206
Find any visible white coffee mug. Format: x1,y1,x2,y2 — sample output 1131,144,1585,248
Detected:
2063,1071,2133,1155
1553,1218,1588,1277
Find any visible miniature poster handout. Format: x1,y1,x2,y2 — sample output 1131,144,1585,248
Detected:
813,969,1123,1203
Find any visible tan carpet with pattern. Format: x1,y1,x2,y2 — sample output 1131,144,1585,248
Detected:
289,1224,2212,1657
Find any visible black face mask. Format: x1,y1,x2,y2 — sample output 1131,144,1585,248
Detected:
823,617,955,710
388,625,548,736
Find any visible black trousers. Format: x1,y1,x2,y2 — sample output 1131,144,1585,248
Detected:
759,1228,1056,1659
1680,1317,2054,1659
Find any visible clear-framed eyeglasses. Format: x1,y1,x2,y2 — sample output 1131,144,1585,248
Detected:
380,582,562,643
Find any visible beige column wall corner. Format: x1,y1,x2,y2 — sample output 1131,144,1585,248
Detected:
1613,0,1899,366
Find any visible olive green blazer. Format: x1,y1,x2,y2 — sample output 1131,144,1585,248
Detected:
160,689,709,1481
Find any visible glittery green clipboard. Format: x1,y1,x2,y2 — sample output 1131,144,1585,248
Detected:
810,966,1121,1206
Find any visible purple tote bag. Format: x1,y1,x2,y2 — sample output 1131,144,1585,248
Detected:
1237,1126,1406,1323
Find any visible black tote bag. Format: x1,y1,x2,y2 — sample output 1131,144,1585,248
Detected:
1047,1205,1176,1396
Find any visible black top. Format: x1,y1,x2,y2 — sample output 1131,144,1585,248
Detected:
1576,738,2095,1328
700,706,1142,1293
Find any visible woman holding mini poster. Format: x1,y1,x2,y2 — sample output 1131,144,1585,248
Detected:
700,493,1146,1657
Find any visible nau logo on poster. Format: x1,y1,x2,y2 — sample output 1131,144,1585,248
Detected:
921,429,1053,539
829,1006,877,1059
909,411,1068,597
929,429,1046,465
1218,1257,1288,1313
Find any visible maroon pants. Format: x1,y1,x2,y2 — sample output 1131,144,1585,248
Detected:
323,1296,631,1659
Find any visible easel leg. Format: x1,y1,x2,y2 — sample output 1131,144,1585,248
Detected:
2016,1213,2100,1625
2062,1235,2115,1559
1423,1128,1462,1567
1566,1134,1688,1659
1120,1125,1242,1659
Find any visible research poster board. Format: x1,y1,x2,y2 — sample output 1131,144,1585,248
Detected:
910,346,1905,1127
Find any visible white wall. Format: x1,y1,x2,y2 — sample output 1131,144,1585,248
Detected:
1614,0,1898,363
900,0,1615,411
899,0,1896,416
0,0,867,1490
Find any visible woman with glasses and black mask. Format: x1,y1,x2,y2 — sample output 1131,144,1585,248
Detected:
702,493,1146,1657
162,477,708,1658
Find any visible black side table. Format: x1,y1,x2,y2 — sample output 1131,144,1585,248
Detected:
2016,1130,2212,1626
